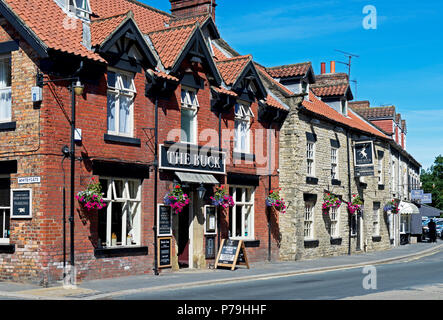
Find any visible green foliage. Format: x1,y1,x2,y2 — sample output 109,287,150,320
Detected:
421,155,443,210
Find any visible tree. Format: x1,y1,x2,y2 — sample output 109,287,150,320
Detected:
421,155,443,211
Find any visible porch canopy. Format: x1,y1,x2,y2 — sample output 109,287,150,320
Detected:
175,172,219,185
398,201,420,215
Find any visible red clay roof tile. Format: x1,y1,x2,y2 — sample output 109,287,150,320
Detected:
216,55,252,86
266,62,311,78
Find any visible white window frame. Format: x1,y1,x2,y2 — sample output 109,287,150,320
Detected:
107,69,136,138
234,101,253,154
229,186,255,241
99,177,142,248
330,205,340,238
304,202,314,240
378,154,384,185
331,147,339,180
0,54,11,124
0,175,10,244
373,203,380,237
400,214,410,234
68,0,92,19
180,86,199,145
307,142,316,177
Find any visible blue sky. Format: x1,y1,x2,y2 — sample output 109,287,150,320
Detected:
145,0,443,170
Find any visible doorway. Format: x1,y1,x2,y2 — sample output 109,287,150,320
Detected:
177,192,193,269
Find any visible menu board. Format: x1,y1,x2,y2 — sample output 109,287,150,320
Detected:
11,189,32,219
205,205,217,235
158,205,172,237
205,236,216,260
215,239,250,271
158,237,172,269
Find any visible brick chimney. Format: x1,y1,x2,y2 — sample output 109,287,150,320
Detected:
321,62,326,74
170,0,217,20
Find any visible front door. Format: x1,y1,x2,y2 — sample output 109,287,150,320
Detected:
178,203,190,268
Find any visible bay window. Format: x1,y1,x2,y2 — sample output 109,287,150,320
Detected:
181,88,199,144
98,178,141,248
229,186,254,240
234,102,253,153
107,70,136,137
0,55,11,123
0,176,10,244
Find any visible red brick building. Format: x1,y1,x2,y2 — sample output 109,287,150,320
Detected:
0,0,287,283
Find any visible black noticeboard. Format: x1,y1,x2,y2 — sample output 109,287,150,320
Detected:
205,236,216,260
158,237,172,269
215,239,250,271
158,205,172,237
11,189,32,219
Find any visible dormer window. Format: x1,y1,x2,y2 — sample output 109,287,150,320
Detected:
68,0,91,20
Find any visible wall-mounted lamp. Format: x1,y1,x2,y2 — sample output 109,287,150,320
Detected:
73,80,84,96
197,184,207,200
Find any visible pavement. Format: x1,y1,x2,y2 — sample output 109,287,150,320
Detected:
0,241,441,300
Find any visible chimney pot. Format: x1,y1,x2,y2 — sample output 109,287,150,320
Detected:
330,61,336,73
321,62,326,74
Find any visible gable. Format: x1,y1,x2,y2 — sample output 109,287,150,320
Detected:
97,17,157,72
232,61,267,102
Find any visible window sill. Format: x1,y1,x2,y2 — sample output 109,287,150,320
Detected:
94,246,148,258
304,239,319,248
243,240,260,248
372,236,382,243
233,152,255,162
306,177,319,185
330,238,342,246
0,121,16,132
0,244,15,254
104,134,141,147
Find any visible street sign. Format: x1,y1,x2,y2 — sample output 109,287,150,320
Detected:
422,194,433,204
411,190,424,200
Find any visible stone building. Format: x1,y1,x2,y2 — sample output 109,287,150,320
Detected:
350,101,422,245
267,62,396,261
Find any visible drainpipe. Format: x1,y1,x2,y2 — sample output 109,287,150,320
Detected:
346,128,352,255
267,122,273,262
217,111,222,253
153,95,160,276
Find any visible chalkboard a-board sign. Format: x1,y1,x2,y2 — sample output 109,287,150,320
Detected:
158,237,172,269
11,189,32,219
215,239,250,271
158,205,172,237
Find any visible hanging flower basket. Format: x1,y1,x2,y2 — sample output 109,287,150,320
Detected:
347,194,363,215
266,188,287,214
164,184,190,214
76,177,107,212
322,193,342,212
384,199,400,214
210,185,235,209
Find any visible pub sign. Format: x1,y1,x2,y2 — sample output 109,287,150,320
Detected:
159,144,226,175
11,189,32,219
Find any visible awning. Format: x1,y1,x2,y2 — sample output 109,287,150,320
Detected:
398,201,420,215
175,172,219,185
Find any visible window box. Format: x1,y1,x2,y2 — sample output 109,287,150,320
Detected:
94,246,148,258
104,134,141,146
0,121,15,131
304,240,319,248
330,238,342,246
306,177,318,185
